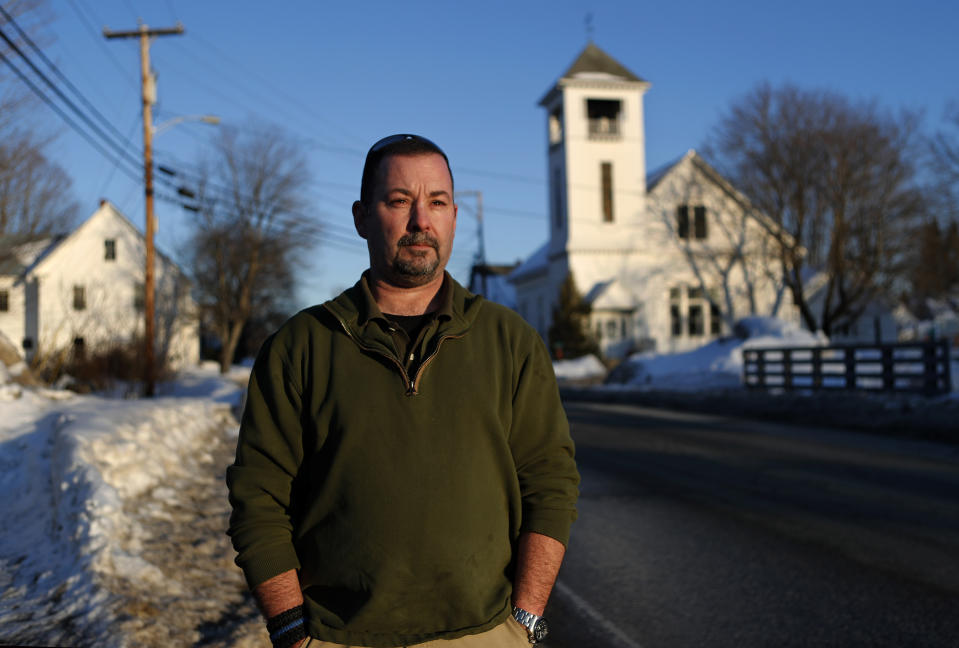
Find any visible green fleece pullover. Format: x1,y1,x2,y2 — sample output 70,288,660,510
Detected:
227,273,579,647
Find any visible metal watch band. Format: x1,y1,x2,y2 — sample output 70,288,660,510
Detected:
512,606,542,643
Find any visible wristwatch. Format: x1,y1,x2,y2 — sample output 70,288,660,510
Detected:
512,605,549,644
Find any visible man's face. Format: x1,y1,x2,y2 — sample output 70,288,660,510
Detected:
353,153,457,288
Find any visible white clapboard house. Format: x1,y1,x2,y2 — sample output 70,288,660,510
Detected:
0,200,199,370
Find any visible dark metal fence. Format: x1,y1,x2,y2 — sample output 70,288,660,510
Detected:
743,340,953,396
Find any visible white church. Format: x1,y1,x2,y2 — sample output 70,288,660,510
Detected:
508,43,797,358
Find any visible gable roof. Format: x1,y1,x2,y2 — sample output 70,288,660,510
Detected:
0,234,67,277
561,42,645,82
13,200,185,281
647,149,800,251
508,241,550,283
583,278,637,311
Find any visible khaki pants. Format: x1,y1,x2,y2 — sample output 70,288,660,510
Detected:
303,618,531,648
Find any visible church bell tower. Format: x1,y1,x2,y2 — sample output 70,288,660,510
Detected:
539,42,650,263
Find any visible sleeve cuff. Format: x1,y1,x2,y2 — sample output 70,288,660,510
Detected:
236,543,302,590
520,506,577,548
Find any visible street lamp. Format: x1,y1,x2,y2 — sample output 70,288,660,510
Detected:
154,114,220,136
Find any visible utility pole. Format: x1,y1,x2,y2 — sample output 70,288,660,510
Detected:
104,22,183,396
455,190,486,294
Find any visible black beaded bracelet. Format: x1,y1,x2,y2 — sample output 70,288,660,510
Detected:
266,604,307,648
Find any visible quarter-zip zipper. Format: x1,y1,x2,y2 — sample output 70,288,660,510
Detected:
409,333,465,395
328,310,416,395
327,307,465,397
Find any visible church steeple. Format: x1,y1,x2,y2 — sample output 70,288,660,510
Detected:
538,43,650,257
560,42,646,83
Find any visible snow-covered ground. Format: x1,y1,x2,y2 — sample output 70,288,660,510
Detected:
609,316,829,391
0,362,268,647
552,354,607,382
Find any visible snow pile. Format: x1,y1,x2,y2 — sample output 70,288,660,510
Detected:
553,354,607,381
611,316,828,391
0,364,254,646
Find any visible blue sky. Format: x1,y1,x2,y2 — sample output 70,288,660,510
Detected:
11,0,959,307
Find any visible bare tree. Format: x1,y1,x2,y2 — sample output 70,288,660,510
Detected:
187,123,316,373
0,123,78,238
0,0,78,242
930,103,959,222
705,83,927,336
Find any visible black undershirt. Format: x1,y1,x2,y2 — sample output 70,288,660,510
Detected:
384,313,433,374
384,313,430,340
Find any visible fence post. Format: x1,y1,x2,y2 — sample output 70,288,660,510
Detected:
844,347,856,390
943,340,953,394
923,341,938,396
882,346,894,391
783,348,793,390
812,347,822,389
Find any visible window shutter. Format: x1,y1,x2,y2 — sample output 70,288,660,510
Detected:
677,206,690,239
694,206,707,239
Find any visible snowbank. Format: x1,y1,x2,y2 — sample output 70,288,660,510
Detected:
0,364,250,646
610,316,828,391
553,354,607,381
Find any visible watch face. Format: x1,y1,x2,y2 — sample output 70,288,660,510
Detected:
533,618,549,641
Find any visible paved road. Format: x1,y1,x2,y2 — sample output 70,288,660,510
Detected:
544,402,959,648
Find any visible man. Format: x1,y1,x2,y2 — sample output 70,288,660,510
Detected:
227,134,579,648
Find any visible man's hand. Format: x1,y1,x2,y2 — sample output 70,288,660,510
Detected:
511,531,566,616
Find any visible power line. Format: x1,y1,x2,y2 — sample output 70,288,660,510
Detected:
0,21,144,172
0,4,143,163
99,112,143,197
0,44,143,185
64,0,139,89
187,32,369,149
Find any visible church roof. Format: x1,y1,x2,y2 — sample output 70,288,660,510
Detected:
508,241,549,283
583,278,638,311
561,42,645,83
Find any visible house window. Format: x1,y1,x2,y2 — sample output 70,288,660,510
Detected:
73,285,86,311
688,304,704,336
587,98,621,138
694,206,708,239
601,162,614,223
677,205,708,240
606,319,618,340
134,281,145,312
671,285,717,337
549,107,563,145
688,287,705,336
0,289,8,312
104,239,116,261
670,289,682,337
